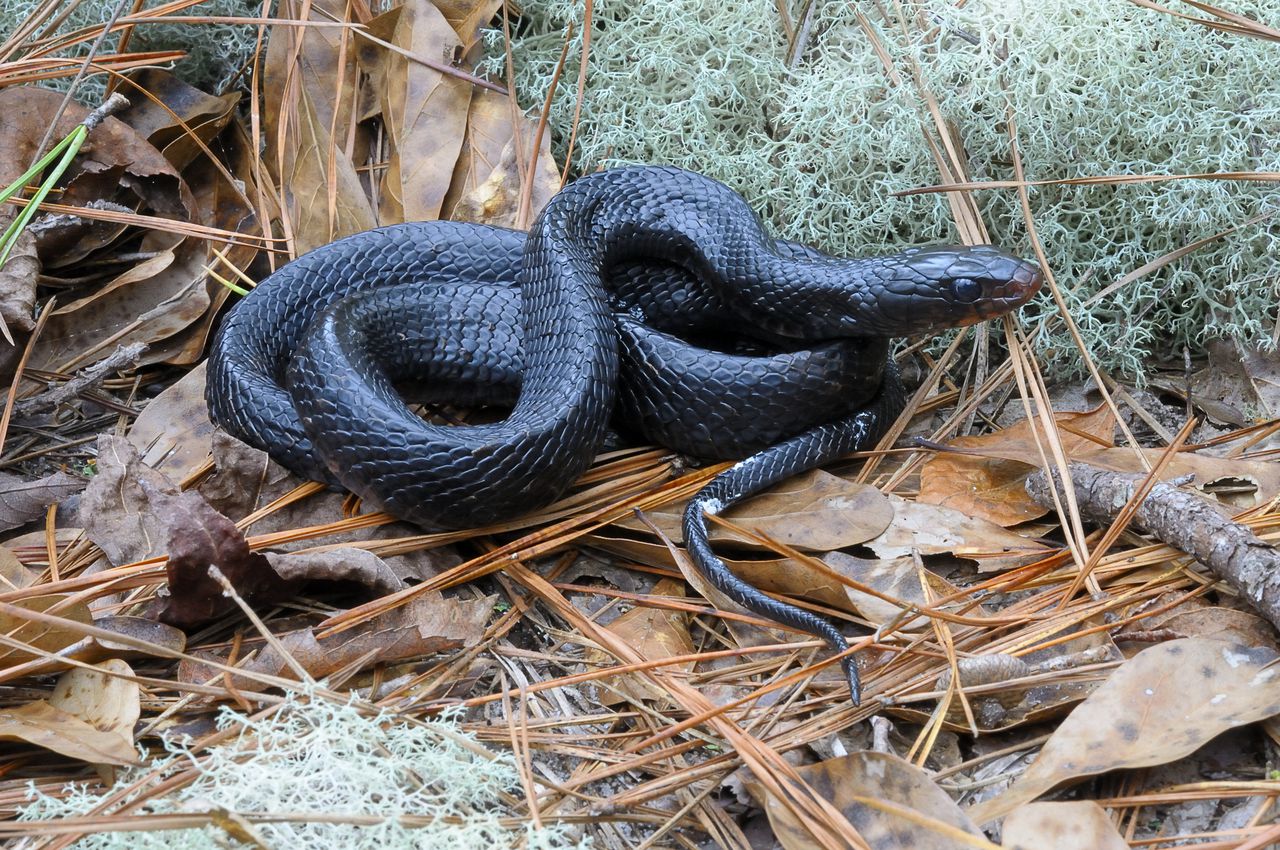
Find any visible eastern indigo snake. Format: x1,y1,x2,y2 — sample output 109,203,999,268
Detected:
207,166,1041,702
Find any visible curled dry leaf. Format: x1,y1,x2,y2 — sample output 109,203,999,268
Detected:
1141,606,1278,647
265,547,405,596
0,615,186,679
745,751,984,850
1152,338,1280,427
265,0,376,252
822,551,969,632
0,211,37,334
1234,339,1280,420
34,237,212,373
0,700,138,766
622,470,895,552
918,405,1117,527
865,497,1048,572
451,131,562,229
0,470,84,533
1001,801,1130,850
119,69,240,170
378,0,472,223
441,87,512,217
969,638,1280,823
49,658,140,751
0,660,140,766
589,578,693,706
177,591,492,690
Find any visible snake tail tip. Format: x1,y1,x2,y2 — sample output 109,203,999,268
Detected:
842,657,862,706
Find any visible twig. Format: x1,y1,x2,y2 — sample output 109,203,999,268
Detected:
14,341,146,416
1026,462,1280,630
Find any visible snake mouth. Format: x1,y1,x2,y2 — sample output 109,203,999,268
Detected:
981,258,1044,317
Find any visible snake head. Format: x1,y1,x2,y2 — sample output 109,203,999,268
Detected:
866,245,1042,335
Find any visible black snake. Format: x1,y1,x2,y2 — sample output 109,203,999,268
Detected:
206,166,1041,702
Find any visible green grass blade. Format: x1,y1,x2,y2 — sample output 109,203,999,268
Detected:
0,124,87,271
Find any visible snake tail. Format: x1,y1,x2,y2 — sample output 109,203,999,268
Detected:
680,361,908,704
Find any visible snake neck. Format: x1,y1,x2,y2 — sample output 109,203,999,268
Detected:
543,167,1039,342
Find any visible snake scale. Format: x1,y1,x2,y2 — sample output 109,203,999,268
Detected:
207,166,1042,702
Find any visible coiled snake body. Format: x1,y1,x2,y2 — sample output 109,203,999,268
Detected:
207,166,1041,702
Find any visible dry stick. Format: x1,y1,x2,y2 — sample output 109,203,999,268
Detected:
247,0,280,275
499,2,528,210
517,24,572,229
1025,462,1280,630
1061,416,1197,603
14,341,146,415
559,0,594,186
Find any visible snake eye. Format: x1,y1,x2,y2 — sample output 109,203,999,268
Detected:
952,277,983,303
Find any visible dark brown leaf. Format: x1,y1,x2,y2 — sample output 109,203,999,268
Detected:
144,479,296,628
119,69,241,170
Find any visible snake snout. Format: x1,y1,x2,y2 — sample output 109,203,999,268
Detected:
875,245,1042,333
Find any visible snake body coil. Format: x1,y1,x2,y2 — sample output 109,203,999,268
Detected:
207,165,1041,701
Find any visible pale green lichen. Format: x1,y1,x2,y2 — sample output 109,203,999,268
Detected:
498,0,1280,377
19,687,589,850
